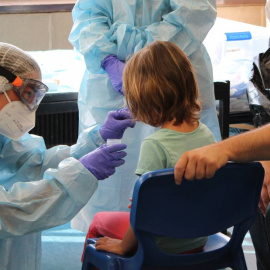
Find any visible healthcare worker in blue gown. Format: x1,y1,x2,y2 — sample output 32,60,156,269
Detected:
69,0,221,232
0,42,135,270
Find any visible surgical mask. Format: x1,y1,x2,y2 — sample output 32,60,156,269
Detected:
0,92,35,140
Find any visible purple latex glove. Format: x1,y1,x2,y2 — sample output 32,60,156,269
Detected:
99,108,136,141
101,55,125,95
79,143,127,180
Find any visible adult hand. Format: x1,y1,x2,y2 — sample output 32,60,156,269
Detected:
259,161,270,215
79,143,127,180
101,55,125,95
99,108,136,141
174,143,228,185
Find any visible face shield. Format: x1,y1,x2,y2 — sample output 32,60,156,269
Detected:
0,65,48,111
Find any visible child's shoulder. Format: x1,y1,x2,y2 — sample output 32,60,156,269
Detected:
143,128,171,141
197,121,214,134
196,121,216,143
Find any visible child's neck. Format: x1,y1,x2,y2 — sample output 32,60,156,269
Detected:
161,119,199,133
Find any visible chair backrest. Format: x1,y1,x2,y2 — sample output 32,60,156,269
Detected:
130,162,264,266
214,80,230,139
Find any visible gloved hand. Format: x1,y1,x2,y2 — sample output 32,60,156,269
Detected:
99,108,136,141
101,55,125,95
79,143,127,180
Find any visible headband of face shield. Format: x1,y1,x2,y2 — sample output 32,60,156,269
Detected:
0,65,48,111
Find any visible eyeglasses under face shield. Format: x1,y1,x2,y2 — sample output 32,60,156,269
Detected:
0,65,48,111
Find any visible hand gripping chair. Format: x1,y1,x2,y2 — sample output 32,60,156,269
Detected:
82,162,264,270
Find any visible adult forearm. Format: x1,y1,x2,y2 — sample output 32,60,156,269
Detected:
0,158,97,238
174,123,270,183
222,124,270,162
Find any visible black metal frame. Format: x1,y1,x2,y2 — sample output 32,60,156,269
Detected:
30,92,78,148
36,92,78,115
214,81,230,139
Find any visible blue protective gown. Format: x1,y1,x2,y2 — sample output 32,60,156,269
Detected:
0,126,103,270
69,0,221,232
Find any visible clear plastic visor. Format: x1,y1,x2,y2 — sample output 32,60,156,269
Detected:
13,78,48,111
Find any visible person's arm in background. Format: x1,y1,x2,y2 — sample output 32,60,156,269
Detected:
174,123,270,185
69,0,117,73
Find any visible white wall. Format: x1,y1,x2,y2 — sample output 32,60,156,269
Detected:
0,12,73,51
1,6,268,51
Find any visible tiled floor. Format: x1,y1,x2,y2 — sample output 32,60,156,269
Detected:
41,224,257,270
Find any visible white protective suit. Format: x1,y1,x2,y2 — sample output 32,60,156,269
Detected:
0,126,103,270
69,0,221,232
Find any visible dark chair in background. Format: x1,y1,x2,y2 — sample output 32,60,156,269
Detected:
82,162,264,270
30,92,79,148
214,80,230,139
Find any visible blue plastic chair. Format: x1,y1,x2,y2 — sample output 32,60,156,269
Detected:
82,162,264,270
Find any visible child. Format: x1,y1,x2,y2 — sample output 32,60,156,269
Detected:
82,40,216,257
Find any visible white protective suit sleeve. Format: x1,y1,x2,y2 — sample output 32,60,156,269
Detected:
70,0,215,69
0,158,97,238
0,125,103,238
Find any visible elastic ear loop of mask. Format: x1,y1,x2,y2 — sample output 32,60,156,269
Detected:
3,91,11,103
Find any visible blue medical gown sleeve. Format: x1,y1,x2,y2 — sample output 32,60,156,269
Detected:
71,125,105,159
38,126,104,175
69,0,117,72
0,126,103,238
0,157,97,238
69,0,215,71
